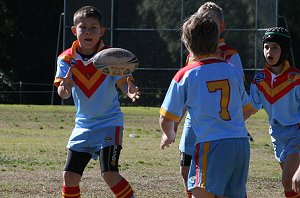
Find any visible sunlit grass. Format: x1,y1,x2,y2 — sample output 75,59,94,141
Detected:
0,105,283,197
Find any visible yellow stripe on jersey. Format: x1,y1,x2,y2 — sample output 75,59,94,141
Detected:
225,49,237,56
59,54,71,63
54,77,63,87
200,142,210,188
243,102,257,112
71,67,102,89
159,108,181,122
259,80,291,97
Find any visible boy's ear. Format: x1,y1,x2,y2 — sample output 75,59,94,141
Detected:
99,27,106,37
71,26,77,36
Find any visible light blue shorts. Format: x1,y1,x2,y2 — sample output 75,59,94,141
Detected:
67,126,123,160
179,117,196,156
269,124,300,162
188,138,250,198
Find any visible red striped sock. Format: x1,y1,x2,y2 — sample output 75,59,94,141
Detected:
111,178,134,198
62,185,80,198
285,191,300,198
186,189,192,198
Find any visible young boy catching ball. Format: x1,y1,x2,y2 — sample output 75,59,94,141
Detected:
54,5,140,198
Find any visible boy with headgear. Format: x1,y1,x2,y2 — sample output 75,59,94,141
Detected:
250,27,300,198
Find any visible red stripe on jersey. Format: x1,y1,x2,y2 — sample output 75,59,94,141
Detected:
173,59,224,82
256,67,300,104
72,61,107,98
217,44,238,61
218,44,237,52
59,48,72,57
115,126,120,145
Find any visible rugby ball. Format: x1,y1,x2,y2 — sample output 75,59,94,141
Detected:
93,48,138,76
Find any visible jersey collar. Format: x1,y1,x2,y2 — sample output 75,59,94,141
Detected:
265,60,291,76
218,38,225,47
70,40,106,58
192,53,221,62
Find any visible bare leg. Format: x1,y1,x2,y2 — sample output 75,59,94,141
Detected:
181,165,190,189
63,171,81,187
102,171,123,188
192,187,224,198
281,153,300,191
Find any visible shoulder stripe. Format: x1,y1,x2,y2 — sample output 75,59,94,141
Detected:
173,59,224,82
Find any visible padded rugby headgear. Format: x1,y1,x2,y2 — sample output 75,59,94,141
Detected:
262,27,291,66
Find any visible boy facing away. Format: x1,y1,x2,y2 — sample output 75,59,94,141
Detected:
177,2,247,197
250,27,300,198
54,6,140,198
159,14,253,198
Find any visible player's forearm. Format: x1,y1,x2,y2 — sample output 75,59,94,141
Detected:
159,115,176,137
119,83,128,96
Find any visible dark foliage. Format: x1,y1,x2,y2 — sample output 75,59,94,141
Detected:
0,0,299,105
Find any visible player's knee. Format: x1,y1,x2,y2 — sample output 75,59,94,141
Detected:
63,171,81,186
101,171,122,187
101,171,119,179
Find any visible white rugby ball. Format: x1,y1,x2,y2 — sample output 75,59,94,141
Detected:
93,48,138,76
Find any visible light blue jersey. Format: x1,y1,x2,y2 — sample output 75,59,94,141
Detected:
250,61,300,126
55,41,128,129
160,57,251,196
54,40,130,157
160,57,251,144
179,44,245,154
250,61,300,162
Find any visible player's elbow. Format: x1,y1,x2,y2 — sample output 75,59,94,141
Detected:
243,108,258,120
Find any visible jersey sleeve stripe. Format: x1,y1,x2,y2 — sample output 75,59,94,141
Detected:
159,108,181,122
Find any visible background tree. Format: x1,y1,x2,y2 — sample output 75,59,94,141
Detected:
0,0,299,105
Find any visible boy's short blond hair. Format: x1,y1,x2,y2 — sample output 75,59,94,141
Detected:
73,6,103,26
181,14,219,57
197,1,224,23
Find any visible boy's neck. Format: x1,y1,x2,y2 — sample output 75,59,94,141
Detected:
76,49,96,61
268,63,284,75
76,47,97,56
193,53,217,61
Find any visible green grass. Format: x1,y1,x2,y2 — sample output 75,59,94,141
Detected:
0,105,283,197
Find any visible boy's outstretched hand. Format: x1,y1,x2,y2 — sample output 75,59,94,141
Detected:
127,77,140,102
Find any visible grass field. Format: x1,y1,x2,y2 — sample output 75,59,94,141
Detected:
0,104,283,197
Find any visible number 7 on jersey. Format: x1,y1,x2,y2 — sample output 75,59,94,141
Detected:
206,79,231,121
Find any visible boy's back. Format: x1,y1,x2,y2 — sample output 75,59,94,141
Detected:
159,15,251,198
162,57,249,143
